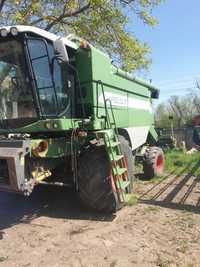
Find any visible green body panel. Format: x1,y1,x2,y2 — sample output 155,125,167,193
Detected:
31,138,71,158
148,126,159,143
75,48,94,118
90,46,151,97
0,119,82,133
76,45,155,131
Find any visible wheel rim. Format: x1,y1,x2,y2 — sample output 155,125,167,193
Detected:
109,170,116,192
124,155,128,169
156,154,164,173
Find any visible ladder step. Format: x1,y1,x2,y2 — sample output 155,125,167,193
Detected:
112,155,124,162
113,167,127,176
108,141,120,147
117,180,130,191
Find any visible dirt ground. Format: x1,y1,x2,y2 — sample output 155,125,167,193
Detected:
1,171,200,267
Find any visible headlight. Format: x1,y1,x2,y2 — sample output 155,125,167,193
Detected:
0,28,8,37
45,121,51,129
10,27,18,36
32,140,49,157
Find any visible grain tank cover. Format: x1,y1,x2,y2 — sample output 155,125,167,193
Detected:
112,66,160,99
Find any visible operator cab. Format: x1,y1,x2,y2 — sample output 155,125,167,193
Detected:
0,26,78,128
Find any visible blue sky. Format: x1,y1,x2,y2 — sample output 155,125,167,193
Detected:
131,0,200,104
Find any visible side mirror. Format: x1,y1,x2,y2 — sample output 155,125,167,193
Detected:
151,89,160,99
53,38,69,64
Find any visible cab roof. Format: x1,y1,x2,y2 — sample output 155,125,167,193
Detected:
0,25,78,50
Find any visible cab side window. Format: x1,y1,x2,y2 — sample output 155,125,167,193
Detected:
27,39,57,116
46,42,72,116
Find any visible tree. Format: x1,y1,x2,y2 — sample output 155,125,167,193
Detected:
155,93,200,129
0,0,163,71
155,103,172,128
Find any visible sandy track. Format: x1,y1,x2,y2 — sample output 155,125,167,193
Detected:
1,173,200,267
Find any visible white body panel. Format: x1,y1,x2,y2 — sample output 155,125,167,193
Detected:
98,92,152,150
1,25,78,49
125,126,150,150
98,92,152,112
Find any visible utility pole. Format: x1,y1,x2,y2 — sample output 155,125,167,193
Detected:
169,115,174,139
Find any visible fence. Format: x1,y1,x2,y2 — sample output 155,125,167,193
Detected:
173,128,194,150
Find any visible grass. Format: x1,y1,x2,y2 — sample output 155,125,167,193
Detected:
164,149,200,176
127,194,138,206
135,148,200,182
140,175,166,185
144,205,160,214
0,256,8,262
176,240,189,254
155,255,171,267
184,215,197,228
186,264,195,267
177,213,197,230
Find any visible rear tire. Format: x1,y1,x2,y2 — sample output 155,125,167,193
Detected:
143,146,164,179
78,144,120,213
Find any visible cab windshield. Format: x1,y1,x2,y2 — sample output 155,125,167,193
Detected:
0,40,36,119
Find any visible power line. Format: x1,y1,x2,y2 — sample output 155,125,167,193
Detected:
155,73,200,85
160,87,198,96
158,80,195,87
160,82,195,91
160,86,197,92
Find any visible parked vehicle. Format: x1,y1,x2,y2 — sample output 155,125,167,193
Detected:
0,26,164,212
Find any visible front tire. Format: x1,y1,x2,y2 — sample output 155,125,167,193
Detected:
78,144,120,213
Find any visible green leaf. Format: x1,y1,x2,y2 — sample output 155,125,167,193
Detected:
1,0,163,71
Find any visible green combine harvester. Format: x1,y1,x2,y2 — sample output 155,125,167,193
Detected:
0,25,164,212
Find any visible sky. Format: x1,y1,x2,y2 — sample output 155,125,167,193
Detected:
131,0,200,104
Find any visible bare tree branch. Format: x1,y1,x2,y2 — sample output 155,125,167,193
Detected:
196,80,200,90
169,97,186,127
30,17,45,26
45,2,91,31
0,0,6,13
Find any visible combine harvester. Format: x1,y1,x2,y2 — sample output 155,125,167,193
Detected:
0,26,164,212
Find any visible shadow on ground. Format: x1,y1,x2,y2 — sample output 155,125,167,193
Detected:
0,185,115,231
2,160,200,232
139,160,200,214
